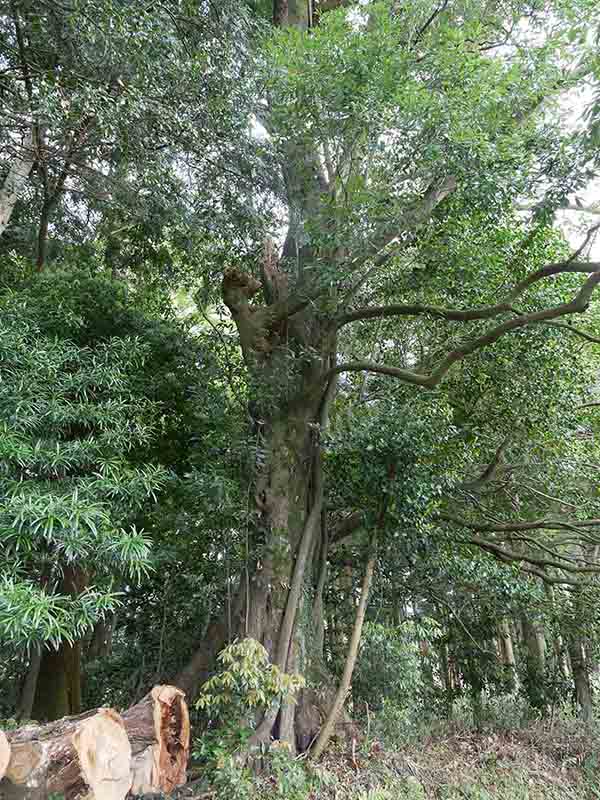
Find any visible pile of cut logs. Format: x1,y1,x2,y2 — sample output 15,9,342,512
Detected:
0,685,189,800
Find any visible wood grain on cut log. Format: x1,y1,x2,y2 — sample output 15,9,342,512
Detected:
0,685,189,800
0,708,131,800
0,730,10,781
73,712,131,800
122,685,190,795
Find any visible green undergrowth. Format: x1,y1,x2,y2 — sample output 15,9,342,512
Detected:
185,714,600,800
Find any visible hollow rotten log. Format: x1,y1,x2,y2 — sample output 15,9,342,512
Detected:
122,685,190,796
0,685,189,800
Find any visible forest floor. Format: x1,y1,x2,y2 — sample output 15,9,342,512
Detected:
179,716,600,799
311,718,600,799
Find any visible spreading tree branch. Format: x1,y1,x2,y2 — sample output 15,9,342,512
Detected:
536,321,600,345
457,437,510,491
462,538,600,574
330,268,600,388
411,0,450,47
459,538,600,582
439,512,600,534
337,261,600,329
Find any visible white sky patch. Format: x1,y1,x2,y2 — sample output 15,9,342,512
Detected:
346,3,370,30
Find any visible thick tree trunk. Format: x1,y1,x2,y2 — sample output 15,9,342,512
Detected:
175,420,320,703
175,374,332,754
498,620,517,667
16,648,41,721
173,1,349,755
0,686,189,800
523,619,546,668
294,689,321,753
32,567,86,721
521,616,546,708
31,641,81,722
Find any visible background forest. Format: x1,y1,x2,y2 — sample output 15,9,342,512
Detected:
2,0,600,798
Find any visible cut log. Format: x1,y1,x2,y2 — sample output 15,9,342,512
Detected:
0,731,10,781
122,685,190,795
0,708,131,800
0,685,189,800
73,712,131,800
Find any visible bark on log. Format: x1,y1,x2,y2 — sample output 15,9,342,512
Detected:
0,685,189,800
0,708,131,800
122,685,190,795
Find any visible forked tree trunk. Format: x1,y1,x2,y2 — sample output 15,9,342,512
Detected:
0,686,189,800
172,0,371,756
